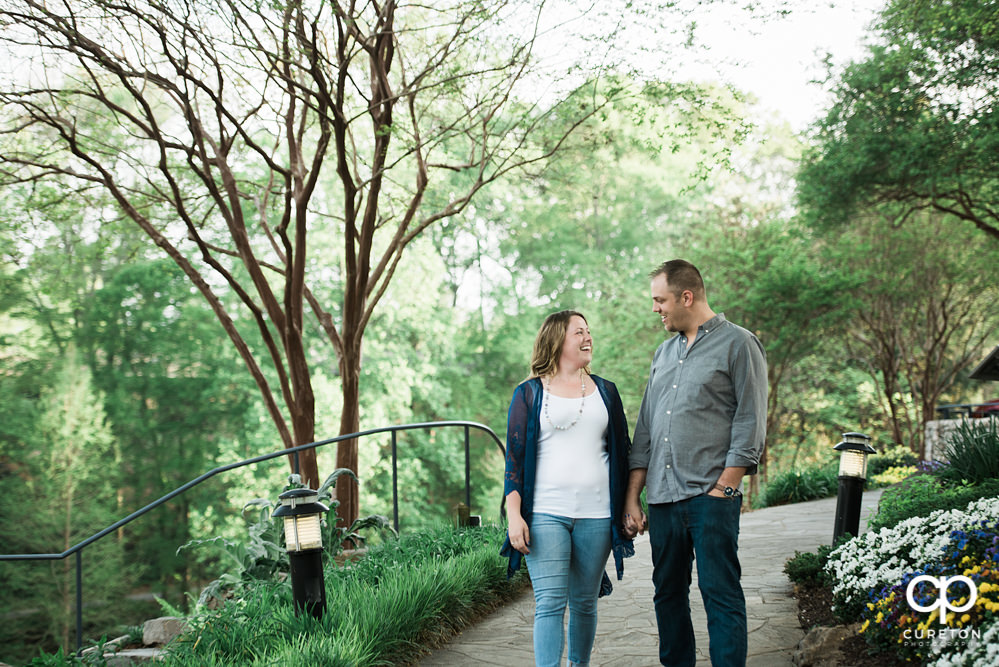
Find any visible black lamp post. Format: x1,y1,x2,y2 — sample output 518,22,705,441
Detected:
832,431,876,544
272,475,329,618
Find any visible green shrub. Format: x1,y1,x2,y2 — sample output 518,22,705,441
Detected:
938,416,999,484
866,444,919,478
760,466,838,507
868,474,999,531
869,464,916,488
783,543,836,588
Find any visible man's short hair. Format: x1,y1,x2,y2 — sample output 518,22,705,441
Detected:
649,259,705,298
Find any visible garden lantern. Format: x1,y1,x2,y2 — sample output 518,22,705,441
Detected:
832,431,875,544
272,476,329,618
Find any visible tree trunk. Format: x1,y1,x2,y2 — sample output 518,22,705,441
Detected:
336,345,362,525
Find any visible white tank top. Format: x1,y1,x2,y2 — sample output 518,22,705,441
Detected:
533,388,611,519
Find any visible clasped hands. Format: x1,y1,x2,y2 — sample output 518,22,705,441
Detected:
622,500,647,539
621,483,732,539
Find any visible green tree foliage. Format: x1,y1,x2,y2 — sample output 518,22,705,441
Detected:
0,0,718,526
0,348,131,657
78,259,259,595
687,217,854,490
818,211,999,456
798,0,999,241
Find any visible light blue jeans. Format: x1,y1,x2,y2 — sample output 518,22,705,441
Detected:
524,513,612,667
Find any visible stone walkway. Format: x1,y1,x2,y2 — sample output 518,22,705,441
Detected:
419,489,883,666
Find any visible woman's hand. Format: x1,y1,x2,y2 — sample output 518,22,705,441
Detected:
507,513,531,555
622,499,647,538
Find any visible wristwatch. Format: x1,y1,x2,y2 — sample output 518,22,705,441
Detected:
714,482,742,498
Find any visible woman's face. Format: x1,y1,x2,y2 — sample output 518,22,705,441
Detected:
558,315,593,371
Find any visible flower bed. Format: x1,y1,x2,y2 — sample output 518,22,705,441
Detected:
824,496,999,665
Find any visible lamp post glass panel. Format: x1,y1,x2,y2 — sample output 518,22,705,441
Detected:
832,432,875,544
272,477,329,618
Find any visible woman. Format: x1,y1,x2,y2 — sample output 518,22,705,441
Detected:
501,310,634,667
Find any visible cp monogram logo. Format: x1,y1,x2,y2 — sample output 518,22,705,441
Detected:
905,575,978,625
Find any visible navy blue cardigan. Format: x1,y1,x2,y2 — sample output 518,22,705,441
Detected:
500,374,635,594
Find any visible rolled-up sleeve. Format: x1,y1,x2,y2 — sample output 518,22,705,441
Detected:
629,374,653,471
628,315,768,504
726,336,768,473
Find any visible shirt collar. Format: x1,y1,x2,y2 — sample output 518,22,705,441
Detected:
698,312,727,335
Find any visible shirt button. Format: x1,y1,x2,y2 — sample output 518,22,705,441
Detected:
666,464,671,469
666,410,671,415
664,437,669,442
678,360,683,364
673,385,677,389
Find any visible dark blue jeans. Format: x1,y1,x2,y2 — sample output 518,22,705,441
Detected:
648,495,746,667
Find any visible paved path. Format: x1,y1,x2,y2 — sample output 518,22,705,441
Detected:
419,489,883,666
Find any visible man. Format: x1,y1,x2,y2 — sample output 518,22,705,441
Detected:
624,259,767,667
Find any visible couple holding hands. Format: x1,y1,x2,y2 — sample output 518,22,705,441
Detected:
502,259,768,667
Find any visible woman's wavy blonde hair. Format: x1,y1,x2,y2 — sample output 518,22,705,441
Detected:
529,310,591,379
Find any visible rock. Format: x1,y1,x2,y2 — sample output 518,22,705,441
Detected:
792,624,859,667
104,648,163,665
142,616,187,646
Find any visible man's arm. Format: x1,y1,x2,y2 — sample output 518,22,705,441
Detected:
707,466,748,496
726,335,768,473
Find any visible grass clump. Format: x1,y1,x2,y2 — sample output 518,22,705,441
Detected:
758,466,838,507
938,415,999,484
164,524,522,666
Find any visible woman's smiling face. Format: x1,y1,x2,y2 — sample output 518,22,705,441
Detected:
559,314,593,370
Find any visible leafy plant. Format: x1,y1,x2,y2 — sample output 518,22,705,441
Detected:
177,498,288,605
179,469,396,605
869,464,916,488
783,543,837,588
866,444,920,478
939,416,999,484
869,475,999,532
759,466,838,507
315,469,395,551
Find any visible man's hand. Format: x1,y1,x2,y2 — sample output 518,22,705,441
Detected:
623,499,647,538
623,468,649,538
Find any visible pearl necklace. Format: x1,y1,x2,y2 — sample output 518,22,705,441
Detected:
543,371,586,431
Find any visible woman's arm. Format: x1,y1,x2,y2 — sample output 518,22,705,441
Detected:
505,490,530,554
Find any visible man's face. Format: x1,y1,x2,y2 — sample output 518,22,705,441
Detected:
651,274,687,334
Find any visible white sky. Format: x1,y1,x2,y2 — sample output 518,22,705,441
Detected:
691,0,886,131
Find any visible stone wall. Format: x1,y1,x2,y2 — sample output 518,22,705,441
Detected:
924,417,993,461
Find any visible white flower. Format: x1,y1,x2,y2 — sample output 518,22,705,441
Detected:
925,619,999,667
824,496,999,609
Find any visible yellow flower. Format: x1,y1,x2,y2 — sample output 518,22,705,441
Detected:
861,619,870,633
961,614,971,624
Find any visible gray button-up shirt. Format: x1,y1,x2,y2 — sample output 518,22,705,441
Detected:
629,313,767,504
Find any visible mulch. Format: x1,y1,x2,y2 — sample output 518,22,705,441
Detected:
792,584,911,667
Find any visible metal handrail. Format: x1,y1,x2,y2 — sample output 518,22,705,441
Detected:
0,420,506,655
